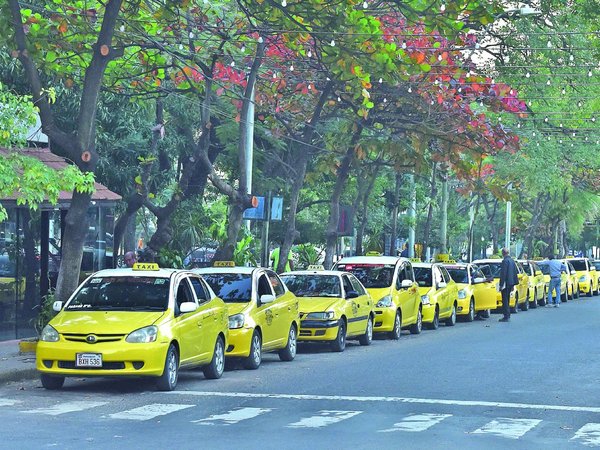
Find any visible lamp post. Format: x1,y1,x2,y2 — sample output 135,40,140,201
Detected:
504,182,513,251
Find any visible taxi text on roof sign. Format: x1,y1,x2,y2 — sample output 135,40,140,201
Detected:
365,251,382,256
213,261,235,267
307,265,325,271
132,262,160,271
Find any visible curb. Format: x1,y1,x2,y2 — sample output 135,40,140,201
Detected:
0,367,38,383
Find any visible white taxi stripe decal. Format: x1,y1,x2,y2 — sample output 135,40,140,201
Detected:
0,399,19,407
379,413,452,433
192,407,273,425
109,403,193,421
287,410,362,429
572,423,600,446
23,401,108,416
472,418,541,439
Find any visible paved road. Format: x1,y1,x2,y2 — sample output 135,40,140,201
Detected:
1,294,600,449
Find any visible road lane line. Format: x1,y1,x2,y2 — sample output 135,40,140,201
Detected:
0,399,19,407
22,401,108,416
192,407,273,425
109,403,193,421
572,423,600,446
165,391,600,414
472,418,542,439
287,410,362,429
379,413,452,433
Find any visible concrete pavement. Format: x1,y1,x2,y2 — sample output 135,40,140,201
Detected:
0,339,37,383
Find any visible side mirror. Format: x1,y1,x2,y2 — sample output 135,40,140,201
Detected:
437,282,447,289
571,270,577,275
473,277,485,284
260,294,276,304
535,271,542,276
401,279,413,288
179,302,198,313
346,290,359,299
52,301,63,312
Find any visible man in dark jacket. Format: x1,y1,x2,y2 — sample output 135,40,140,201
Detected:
499,248,519,322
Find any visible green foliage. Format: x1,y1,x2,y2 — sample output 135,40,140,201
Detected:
233,229,259,267
294,243,323,269
158,248,183,269
0,82,37,146
31,290,58,337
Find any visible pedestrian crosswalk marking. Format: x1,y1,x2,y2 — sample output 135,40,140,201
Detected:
109,403,194,421
192,407,273,425
472,418,542,439
572,423,600,447
379,413,452,433
0,399,19,407
287,410,362,429
22,401,108,416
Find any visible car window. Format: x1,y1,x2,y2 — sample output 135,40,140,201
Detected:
472,267,486,280
439,266,452,284
342,275,354,295
257,274,274,297
413,267,432,287
189,277,209,304
348,275,367,296
447,267,469,284
266,270,286,297
405,264,415,282
570,260,588,271
203,273,252,303
176,279,196,313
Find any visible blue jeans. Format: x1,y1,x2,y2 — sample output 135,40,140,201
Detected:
548,278,561,305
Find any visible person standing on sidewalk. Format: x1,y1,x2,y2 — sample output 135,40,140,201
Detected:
499,248,519,322
541,254,567,307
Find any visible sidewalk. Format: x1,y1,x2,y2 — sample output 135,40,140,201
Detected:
0,340,37,383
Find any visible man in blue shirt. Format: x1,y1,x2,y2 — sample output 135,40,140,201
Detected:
540,255,567,307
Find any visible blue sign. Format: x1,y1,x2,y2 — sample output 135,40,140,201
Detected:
271,197,283,221
243,196,265,220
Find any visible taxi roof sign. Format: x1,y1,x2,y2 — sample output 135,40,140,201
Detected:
132,262,160,271
307,264,325,271
213,261,236,267
365,251,382,257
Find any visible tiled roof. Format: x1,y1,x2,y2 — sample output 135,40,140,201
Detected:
0,147,121,203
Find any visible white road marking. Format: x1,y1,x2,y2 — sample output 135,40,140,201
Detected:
0,399,19,407
472,418,542,439
287,410,362,428
109,403,193,421
22,401,108,416
379,413,452,433
572,423,600,446
192,407,273,425
166,390,600,414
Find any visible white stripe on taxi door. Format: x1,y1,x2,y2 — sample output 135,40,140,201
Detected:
287,410,362,429
472,418,541,439
23,401,108,416
379,413,452,433
109,403,193,421
192,407,273,425
572,423,600,446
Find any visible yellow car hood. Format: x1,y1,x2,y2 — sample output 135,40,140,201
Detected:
51,311,167,334
417,286,434,296
367,287,392,302
225,302,253,316
298,297,340,313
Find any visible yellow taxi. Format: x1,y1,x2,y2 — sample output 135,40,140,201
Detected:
37,263,229,391
591,260,600,295
518,260,545,307
281,268,374,352
537,260,568,302
562,260,580,300
333,256,421,339
412,263,458,329
443,263,497,321
194,264,299,370
472,259,528,313
568,258,598,297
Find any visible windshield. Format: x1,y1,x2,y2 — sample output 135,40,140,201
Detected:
335,264,395,289
203,273,252,303
280,275,341,297
592,261,600,270
65,276,169,311
0,256,15,277
446,267,469,284
570,260,588,271
413,267,433,287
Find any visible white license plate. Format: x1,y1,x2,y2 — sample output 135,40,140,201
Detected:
76,353,102,368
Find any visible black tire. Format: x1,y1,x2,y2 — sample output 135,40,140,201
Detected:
445,303,457,326
40,373,65,390
465,298,475,322
388,310,402,340
562,287,568,302
278,325,297,361
521,292,529,311
203,336,225,379
410,307,422,334
156,344,179,391
530,289,538,309
243,330,262,370
331,320,346,352
539,289,547,306
427,307,440,330
358,315,373,346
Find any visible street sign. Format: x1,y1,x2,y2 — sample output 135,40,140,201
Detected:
271,196,283,221
243,196,266,220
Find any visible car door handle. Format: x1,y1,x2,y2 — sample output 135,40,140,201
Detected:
288,306,291,311
197,321,203,327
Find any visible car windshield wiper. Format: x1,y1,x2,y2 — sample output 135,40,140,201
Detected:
127,306,166,311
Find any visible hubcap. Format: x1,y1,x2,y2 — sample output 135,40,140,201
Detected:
215,340,224,373
434,311,439,327
470,301,474,319
289,328,297,357
340,325,345,346
395,314,400,336
167,351,177,386
452,306,456,322
253,335,261,364
367,319,373,340
417,310,422,331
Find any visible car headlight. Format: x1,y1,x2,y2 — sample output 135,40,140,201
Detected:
126,325,158,343
421,295,430,305
579,275,587,282
229,313,245,329
376,295,393,308
40,325,59,342
306,311,335,320
458,289,467,299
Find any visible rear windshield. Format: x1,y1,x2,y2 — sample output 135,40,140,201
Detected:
65,276,169,311
413,267,433,287
569,260,588,271
446,268,469,284
203,273,252,303
335,264,394,289
280,275,341,297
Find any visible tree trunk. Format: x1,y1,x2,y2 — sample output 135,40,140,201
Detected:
213,200,246,262
482,195,500,254
422,163,437,256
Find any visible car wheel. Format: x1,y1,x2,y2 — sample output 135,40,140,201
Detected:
562,287,568,302
445,303,457,326
465,298,475,322
388,310,402,340
156,344,179,391
40,374,65,390
243,330,262,370
410,307,422,334
539,289,546,306
530,289,538,309
481,309,491,318
521,292,529,311
331,320,346,352
278,325,298,361
427,307,440,330
359,315,373,346
203,336,225,379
